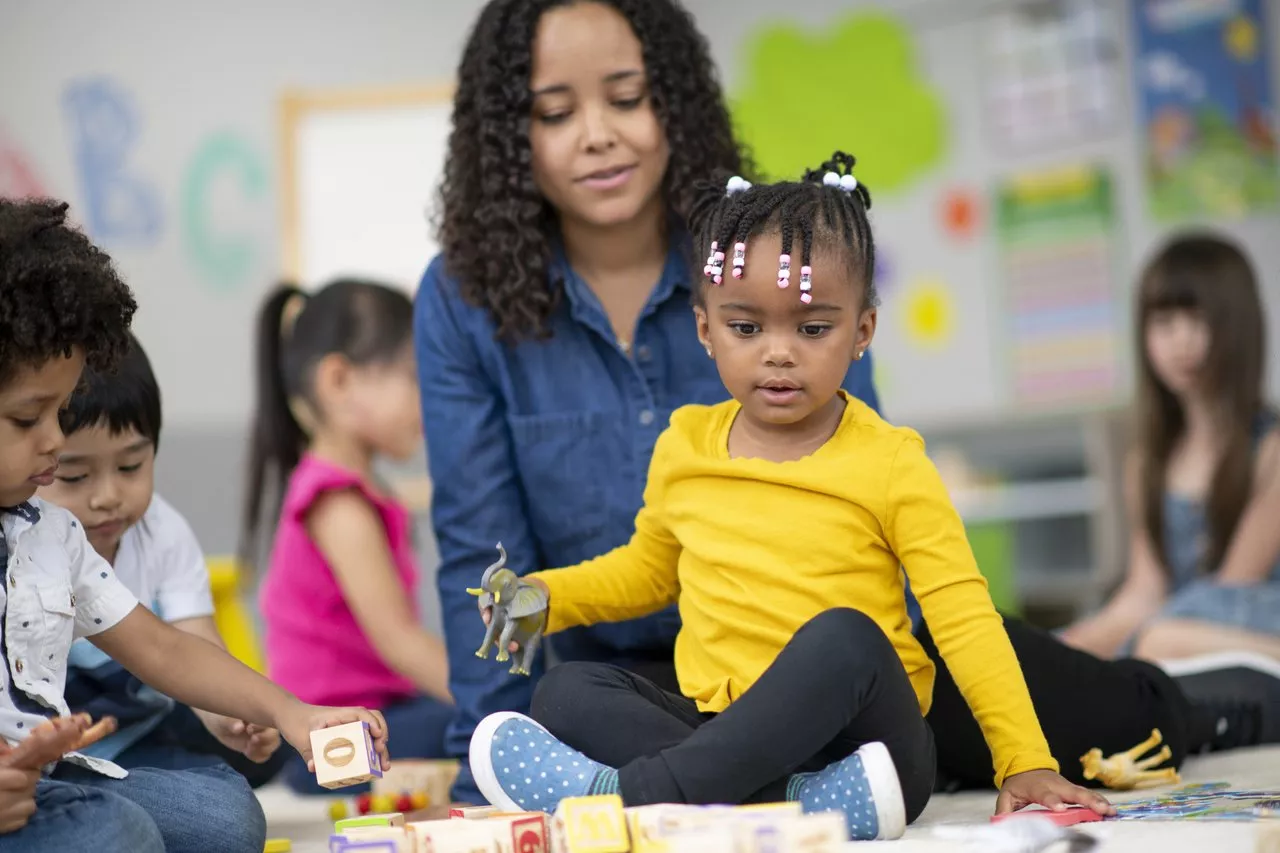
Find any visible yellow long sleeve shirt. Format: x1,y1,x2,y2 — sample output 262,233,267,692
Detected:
531,393,1058,786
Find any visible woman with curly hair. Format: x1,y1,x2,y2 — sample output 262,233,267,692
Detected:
415,0,878,804
416,0,1278,808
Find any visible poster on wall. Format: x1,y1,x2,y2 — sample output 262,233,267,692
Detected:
996,165,1122,409
981,0,1123,153
1132,0,1278,220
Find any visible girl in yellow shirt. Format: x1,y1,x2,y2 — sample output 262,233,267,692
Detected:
468,152,1112,839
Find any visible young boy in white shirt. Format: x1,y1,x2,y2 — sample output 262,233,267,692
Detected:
0,197,389,852
40,334,287,787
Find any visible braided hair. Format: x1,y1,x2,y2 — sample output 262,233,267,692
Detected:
688,151,876,309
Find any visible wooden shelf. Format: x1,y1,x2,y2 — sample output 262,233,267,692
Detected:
951,477,1104,524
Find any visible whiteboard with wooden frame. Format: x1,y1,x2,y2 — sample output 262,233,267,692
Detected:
277,83,454,293
276,84,452,512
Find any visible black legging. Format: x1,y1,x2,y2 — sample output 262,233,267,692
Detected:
532,608,936,822
920,614,1192,790
552,613,1193,794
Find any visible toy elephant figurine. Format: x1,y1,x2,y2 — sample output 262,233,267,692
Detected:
466,543,548,676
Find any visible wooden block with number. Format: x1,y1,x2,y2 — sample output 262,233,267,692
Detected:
311,721,383,789
406,819,498,852
551,795,629,853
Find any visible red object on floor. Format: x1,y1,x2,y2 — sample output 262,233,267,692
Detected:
991,806,1106,826
356,793,372,815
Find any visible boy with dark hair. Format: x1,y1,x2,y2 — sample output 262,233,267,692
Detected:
41,333,287,788
0,198,389,852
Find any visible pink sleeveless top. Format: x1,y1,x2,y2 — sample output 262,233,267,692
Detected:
260,454,418,708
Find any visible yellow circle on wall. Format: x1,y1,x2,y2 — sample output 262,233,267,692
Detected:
1225,15,1258,61
903,279,954,348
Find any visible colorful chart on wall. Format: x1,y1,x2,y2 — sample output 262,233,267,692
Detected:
981,0,1123,153
731,11,946,193
1132,0,1278,220
995,164,1122,408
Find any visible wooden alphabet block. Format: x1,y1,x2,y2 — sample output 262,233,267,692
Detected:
311,721,383,789
331,829,413,853
450,806,501,819
406,819,498,853
551,795,629,853
481,813,549,853
374,758,460,805
661,825,738,853
779,812,846,852
337,814,406,833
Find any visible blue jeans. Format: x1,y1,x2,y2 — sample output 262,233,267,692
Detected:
0,762,266,853
114,704,287,788
283,693,453,795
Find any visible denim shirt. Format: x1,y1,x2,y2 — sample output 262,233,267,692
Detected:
414,238,880,802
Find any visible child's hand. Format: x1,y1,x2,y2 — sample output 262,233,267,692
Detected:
0,767,39,834
0,714,117,770
276,702,391,774
996,769,1114,816
197,709,282,763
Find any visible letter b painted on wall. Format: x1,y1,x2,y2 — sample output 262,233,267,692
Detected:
62,77,162,244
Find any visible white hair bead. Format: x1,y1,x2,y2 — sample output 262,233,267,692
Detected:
822,171,840,188
840,174,858,192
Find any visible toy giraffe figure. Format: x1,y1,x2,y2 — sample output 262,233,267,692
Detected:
466,543,548,676
1080,728,1181,791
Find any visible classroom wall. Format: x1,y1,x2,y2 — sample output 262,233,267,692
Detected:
3,0,1279,575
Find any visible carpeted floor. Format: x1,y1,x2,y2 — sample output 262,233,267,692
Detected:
260,745,1280,851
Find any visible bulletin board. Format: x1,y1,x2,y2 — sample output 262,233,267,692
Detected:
725,0,1280,429
277,83,454,291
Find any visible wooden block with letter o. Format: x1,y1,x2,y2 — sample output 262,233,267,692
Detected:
311,721,383,789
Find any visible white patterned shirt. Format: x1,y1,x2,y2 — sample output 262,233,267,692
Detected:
0,498,139,777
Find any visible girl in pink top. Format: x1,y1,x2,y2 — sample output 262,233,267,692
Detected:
243,279,453,795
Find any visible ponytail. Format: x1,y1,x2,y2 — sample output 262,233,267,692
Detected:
240,282,309,567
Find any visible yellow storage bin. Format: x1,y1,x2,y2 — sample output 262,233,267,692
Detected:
207,556,265,673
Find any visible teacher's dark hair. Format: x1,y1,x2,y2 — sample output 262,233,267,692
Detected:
440,0,752,342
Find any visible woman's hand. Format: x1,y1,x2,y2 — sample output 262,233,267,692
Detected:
274,701,390,774
996,769,1114,816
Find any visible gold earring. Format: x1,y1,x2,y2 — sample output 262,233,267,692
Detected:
854,350,864,361
704,345,714,358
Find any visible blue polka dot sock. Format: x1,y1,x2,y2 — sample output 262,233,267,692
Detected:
470,712,620,813
784,741,906,841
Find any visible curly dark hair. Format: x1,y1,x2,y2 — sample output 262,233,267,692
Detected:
689,151,878,310
0,198,137,387
440,0,753,342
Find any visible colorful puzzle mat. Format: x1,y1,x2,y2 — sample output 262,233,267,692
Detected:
1109,782,1280,821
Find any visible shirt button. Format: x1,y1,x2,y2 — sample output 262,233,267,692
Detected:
639,409,655,426
14,660,23,674
636,345,652,362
